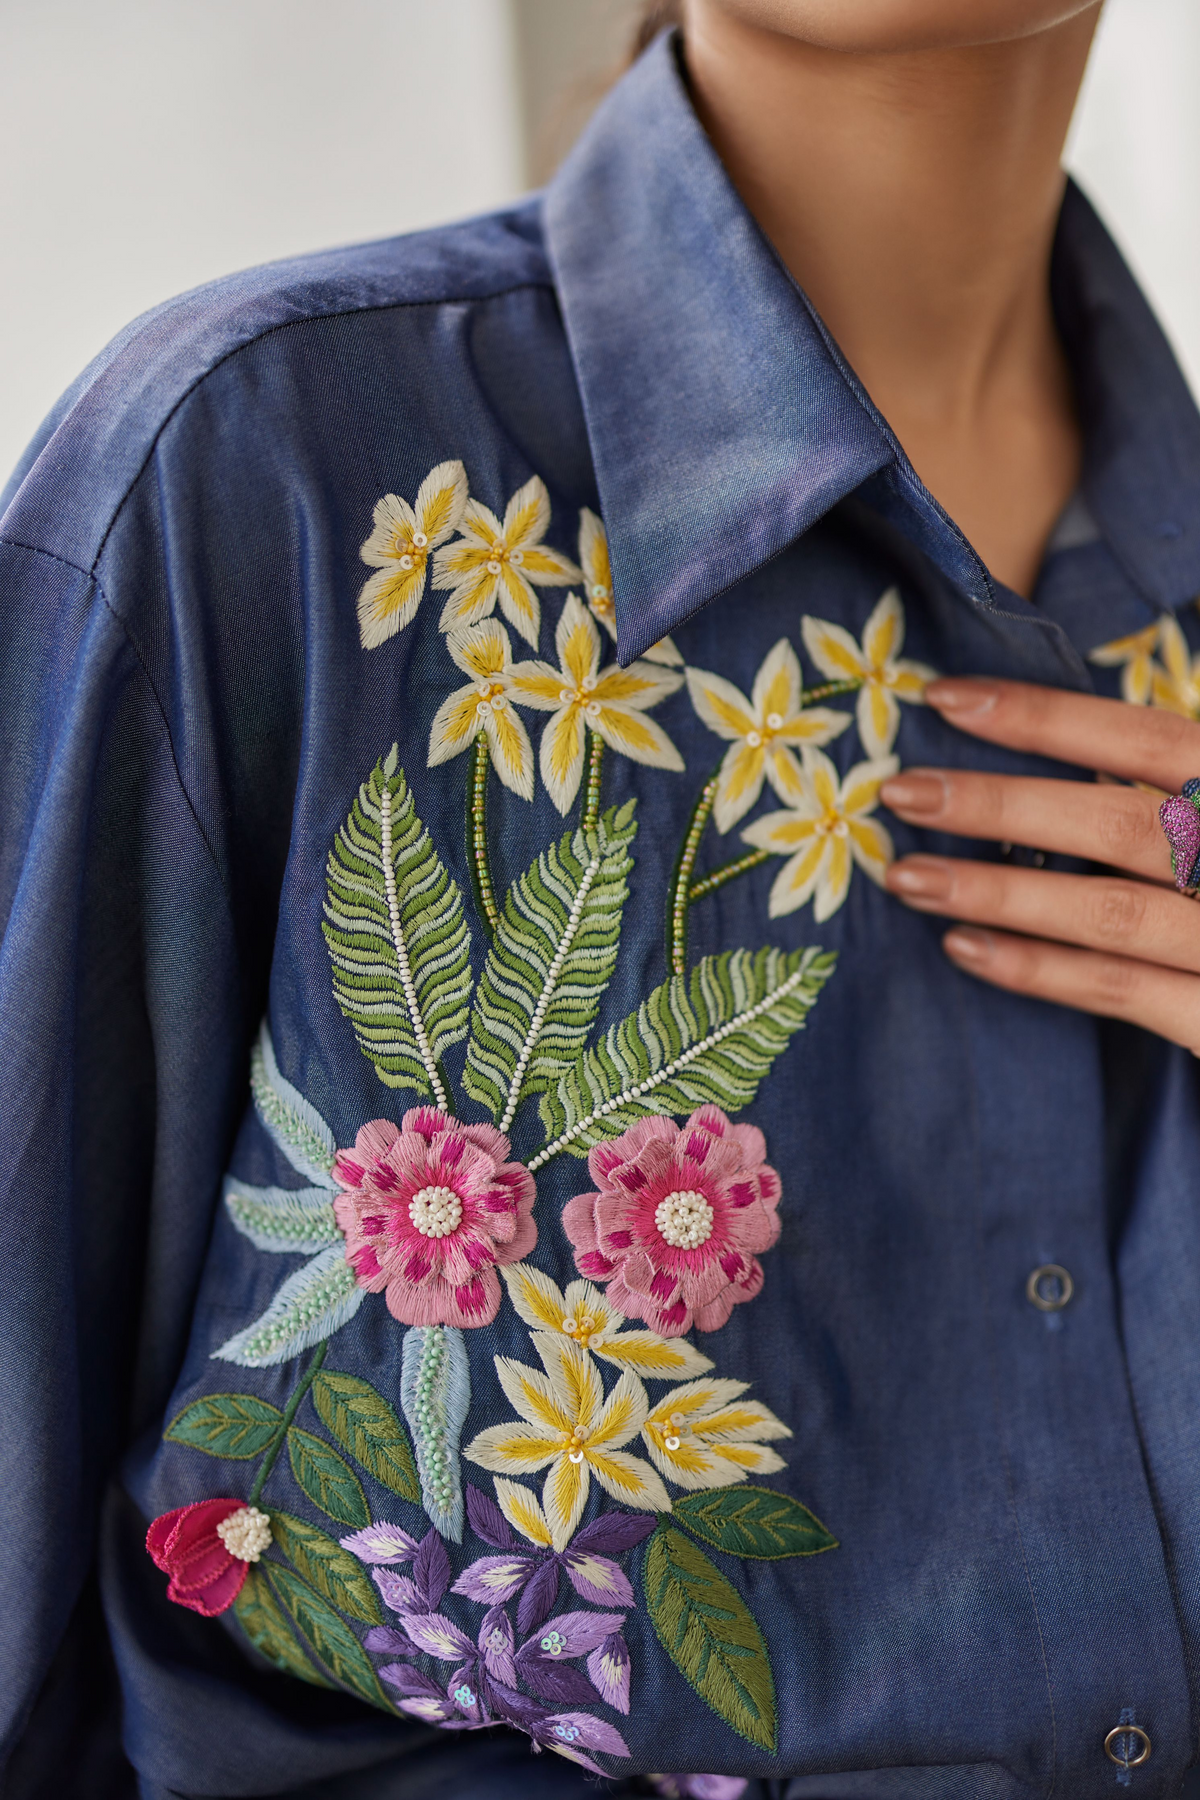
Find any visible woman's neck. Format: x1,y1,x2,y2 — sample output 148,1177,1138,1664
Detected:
684,5,1102,596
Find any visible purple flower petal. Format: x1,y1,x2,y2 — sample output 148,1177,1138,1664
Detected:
378,1661,444,1699
531,1610,626,1657
477,1604,517,1686
516,1558,560,1636
570,1510,658,1556
447,1664,486,1723
482,1676,547,1729
413,1530,452,1610
363,1626,410,1655
586,1632,630,1713
465,1484,517,1549
561,1550,634,1607
394,1692,458,1724
400,1610,474,1661
451,1554,535,1604
537,1712,631,1757
339,1521,420,1564
516,1653,598,1708
373,1569,420,1614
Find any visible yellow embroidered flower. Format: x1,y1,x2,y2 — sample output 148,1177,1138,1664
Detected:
463,1335,670,1549
685,638,853,833
508,594,685,814
427,619,534,799
741,746,898,921
801,587,934,759
1088,620,1164,706
641,1377,791,1491
356,460,468,649
432,475,581,649
1147,615,1200,717
500,1265,713,1380
578,507,681,668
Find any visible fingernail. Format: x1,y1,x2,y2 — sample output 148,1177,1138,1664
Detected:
925,679,1000,714
944,926,995,964
880,771,948,815
885,856,954,900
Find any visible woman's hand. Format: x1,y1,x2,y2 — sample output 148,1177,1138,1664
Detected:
881,678,1200,1052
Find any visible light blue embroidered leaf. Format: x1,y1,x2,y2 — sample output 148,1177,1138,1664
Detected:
322,751,472,1106
212,1244,364,1367
224,1178,341,1253
463,803,637,1130
400,1325,470,1542
251,1021,338,1188
533,946,836,1167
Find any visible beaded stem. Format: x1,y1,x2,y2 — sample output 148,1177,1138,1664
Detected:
687,848,770,902
248,1339,328,1507
665,767,721,976
581,730,605,832
468,735,499,934
801,677,862,704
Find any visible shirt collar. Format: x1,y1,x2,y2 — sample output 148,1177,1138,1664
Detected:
544,32,1200,664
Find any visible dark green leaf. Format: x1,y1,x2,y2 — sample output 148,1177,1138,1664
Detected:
644,1524,776,1751
165,1393,282,1459
287,1426,369,1527
270,1510,382,1624
312,1371,419,1502
233,1566,330,1686
266,1566,388,1710
674,1486,838,1559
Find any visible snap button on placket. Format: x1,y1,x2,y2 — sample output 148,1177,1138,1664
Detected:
1104,1723,1151,1772
1026,1264,1073,1312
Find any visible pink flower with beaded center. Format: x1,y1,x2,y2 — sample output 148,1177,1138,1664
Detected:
561,1105,781,1337
333,1107,537,1329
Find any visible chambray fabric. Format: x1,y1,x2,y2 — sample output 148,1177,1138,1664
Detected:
5,28,1200,1800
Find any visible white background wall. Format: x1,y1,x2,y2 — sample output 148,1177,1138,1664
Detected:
0,0,1196,483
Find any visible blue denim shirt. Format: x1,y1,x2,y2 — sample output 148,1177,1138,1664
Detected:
5,30,1200,1800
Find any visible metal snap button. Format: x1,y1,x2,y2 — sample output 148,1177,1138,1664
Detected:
1104,1724,1151,1769
1026,1264,1074,1312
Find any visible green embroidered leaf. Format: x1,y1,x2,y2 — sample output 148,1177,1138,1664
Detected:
165,1393,282,1459
534,946,836,1164
674,1486,838,1559
463,803,637,1126
322,750,472,1098
233,1565,331,1686
212,1244,365,1368
312,1370,420,1502
265,1565,388,1710
250,1021,338,1187
644,1524,776,1752
287,1426,369,1527
224,1178,340,1253
269,1509,382,1624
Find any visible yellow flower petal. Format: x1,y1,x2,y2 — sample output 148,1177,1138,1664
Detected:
497,565,541,648
848,816,894,882
521,544,583,586
501,1264,570,1335
713,740,766,834
644,1434,746,1491
804,746,841,814
1089,622,1160,668
589,1369,649,1450
767,838,828,918
543,1452,590,1550
685,668,756,741
428,686,484,766
593,705,684,771
862,586,904,669
887,663,934,703
535,1335,603,1433
693,1399,791,1442
460,499,504,546
360,492,418,568
436,565,501,632
1159,614,1192,687
814,833,852,922
507,661,568,710
357,564,427,649
484,702,534,801
503,475,551,550
447,618,512,683
539,704,588,814
642,634,683,667
578,506,611,594
494,1475,554,1547
839,755,898,818
413,459,468,546
464,1421,563,1475
775,707,852,747
751,638,802,725
586,1447,672,1511
1122,658,1154,706
556,594,601,689
494,1355,573,1434
593,661,683,709
858,681,900,759
741,809,819,854
432,538,492,588
593,1332,713,1379
763,744,805,806
801,615,867,682
706,1442,788,1475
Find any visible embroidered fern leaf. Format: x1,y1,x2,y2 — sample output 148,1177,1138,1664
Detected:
533,946,835,1166
211,1244,365,1367
463,802,638,1128
224,1179,340,1253
250,1021,337,1188
322,747,472,1106
265,1565,388,1710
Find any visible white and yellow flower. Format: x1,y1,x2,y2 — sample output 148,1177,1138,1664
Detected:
1088,620,1164,706
508,594,684,814
579,507,681,668
641,1377,791,1491
685,638,853,833
1147,615,1200,717
357,460,468,649
741,746,897,921
802,587,934,759
464,1335,670,1549
432,475,581,649
500,1265,713,1381
427,619,534,799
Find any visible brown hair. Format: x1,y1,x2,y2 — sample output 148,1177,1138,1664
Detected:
631,0,684,58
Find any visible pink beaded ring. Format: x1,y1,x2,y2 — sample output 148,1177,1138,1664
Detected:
1159,778,1200,896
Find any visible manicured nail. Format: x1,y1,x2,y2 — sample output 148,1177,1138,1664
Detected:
885,856,953,900
880,771,948,815
925,679,999,714
944,926,995,964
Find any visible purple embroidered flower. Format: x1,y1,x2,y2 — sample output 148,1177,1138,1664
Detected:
346,1523,450,1618
585,1632,631,1714
649,1780,749,1800
514,1609,626,1708
527,1711,631,1776
377,1601,519,1723
337,1521,420,1564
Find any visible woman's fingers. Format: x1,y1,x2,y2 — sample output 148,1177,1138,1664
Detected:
924,676,1200,793
885,854,1200,974
880,767,1174,883
942,926,1200,1054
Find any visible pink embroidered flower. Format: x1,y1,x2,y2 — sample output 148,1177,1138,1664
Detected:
333,1108,537,1329
146,1498,272,1617
561,1106,781,1337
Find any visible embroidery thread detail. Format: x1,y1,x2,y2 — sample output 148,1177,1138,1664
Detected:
401,1324,472,1541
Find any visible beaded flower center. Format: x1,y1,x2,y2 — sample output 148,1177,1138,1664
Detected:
561,1426,588,1464
655,1188,715,1249
408,1184,464,1238
392,528,429,571
216,1504,273,1563
560,1308,603,1347
473,679,509,715
484,538,525,576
